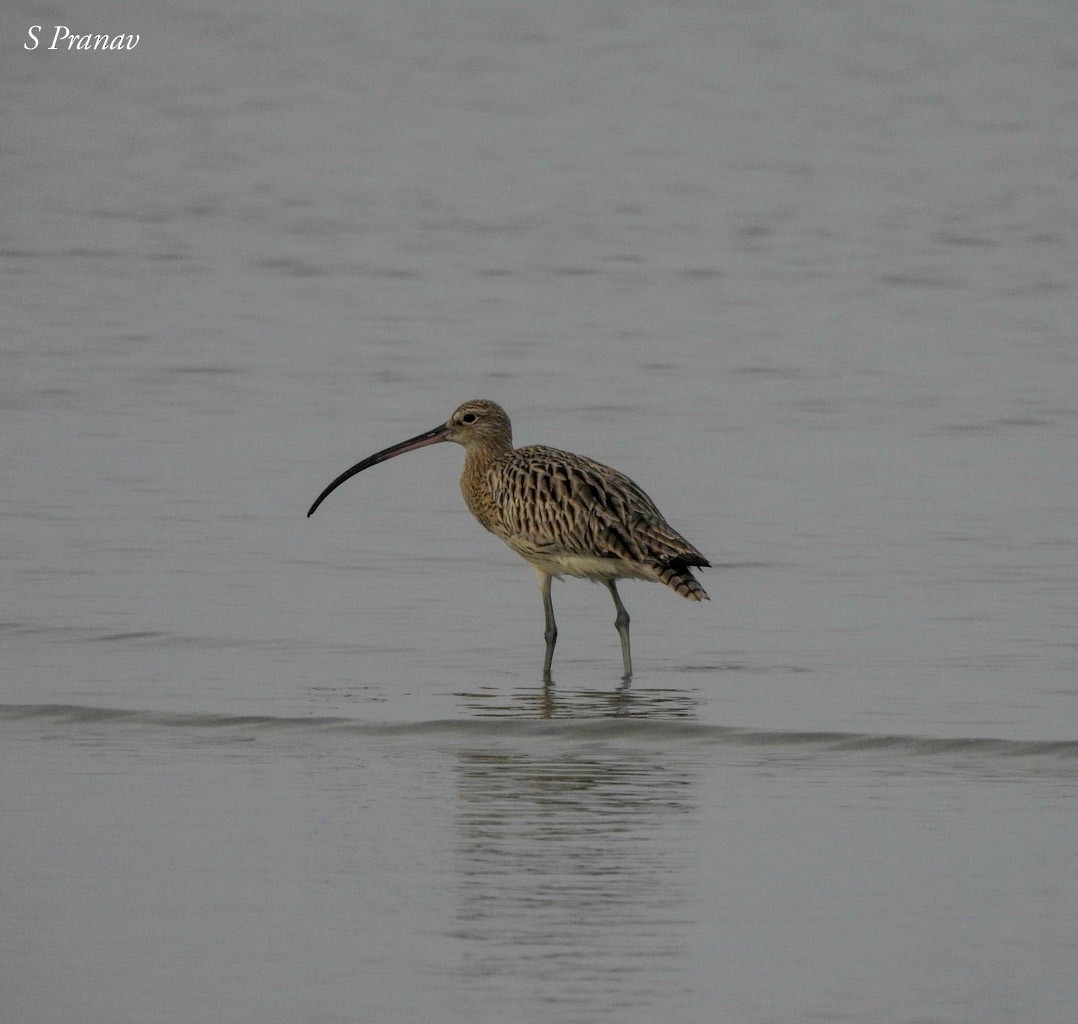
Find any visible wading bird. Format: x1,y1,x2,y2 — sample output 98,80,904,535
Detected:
307,400,709,680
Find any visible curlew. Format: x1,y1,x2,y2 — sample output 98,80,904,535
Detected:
307,400,709,681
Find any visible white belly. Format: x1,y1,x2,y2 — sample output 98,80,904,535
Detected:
515,549,656,583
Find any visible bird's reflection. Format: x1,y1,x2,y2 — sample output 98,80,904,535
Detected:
445,724,699,1009
456,678,700,720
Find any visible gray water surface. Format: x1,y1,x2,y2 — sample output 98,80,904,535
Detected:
3,1,1077,1021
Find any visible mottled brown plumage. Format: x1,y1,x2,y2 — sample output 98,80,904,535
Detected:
308,399,710,680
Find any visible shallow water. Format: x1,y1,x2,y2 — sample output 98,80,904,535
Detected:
3,704,1076,1024
3,0,1078,1021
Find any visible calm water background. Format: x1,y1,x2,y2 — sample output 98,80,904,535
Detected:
3,1,1077,1022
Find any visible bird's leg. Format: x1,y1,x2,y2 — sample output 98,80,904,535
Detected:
604,579,632,680
538,571,557,682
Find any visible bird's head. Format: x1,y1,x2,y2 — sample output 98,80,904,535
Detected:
444,399,513,450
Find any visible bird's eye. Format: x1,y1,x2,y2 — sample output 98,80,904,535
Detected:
461,412,478,424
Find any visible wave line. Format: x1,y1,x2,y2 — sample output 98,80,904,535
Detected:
2,702,1075,759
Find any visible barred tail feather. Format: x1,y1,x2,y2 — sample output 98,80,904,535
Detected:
656,563,710,602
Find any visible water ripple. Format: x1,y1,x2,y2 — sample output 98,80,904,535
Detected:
2,703,1074,760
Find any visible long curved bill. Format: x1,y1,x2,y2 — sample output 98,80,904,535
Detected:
307,422,449,517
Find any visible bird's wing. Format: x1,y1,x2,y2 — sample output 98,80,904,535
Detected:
488,446,709,568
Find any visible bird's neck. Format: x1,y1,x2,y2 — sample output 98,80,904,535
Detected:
463,436,512,470
460,440,512,530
